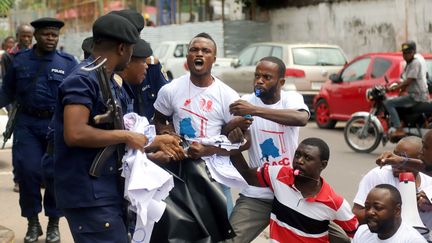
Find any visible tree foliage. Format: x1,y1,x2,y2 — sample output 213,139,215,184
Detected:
0,0,13,15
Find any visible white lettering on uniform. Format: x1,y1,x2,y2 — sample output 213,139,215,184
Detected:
51,68,65,74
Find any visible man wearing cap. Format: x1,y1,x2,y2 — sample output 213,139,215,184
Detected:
53,14,183,243
0,17,77,243
384,40,429,138
109,9,169,121
128,40,169,121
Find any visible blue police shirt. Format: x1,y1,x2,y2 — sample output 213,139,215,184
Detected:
132,63,168,121
1,45,77,111
54,57,126,209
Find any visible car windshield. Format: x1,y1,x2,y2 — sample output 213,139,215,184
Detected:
292,47,346,66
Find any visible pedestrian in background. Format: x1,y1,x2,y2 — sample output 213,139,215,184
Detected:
0,23,34,193
0,17,78,243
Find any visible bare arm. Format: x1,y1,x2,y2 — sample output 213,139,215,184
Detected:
230,153,260,187
352,203,366,225
187,130,251,159
63,104,148,150
376,151,428,174
229,99,309,126
153,110,177,135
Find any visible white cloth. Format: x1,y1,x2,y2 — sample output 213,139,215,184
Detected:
121,113,174,243
154,73,239,138
353,165,432,230
240,91,309,200
353,222,427,243
184,135,248,189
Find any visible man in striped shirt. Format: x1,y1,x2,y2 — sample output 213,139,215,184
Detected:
231,137,358,242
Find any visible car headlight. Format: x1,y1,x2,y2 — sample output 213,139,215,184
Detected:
282,83,297,91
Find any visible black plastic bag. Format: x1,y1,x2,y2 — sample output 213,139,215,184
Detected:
150,158,235,243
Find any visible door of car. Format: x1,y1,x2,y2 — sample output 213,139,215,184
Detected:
327,57,372,119
218,45,257,93
167,43,189,78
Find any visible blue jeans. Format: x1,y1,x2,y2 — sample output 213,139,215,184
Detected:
383,95,417,128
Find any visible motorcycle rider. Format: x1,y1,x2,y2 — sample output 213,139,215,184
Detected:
384,41,429,138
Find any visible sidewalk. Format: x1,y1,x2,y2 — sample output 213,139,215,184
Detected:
0,149,269,242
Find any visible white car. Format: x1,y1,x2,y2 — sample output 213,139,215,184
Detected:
154,41,189,80
212,43,348,111
154,41,235,80
0,108,12,149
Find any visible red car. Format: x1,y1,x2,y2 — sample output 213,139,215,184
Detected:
313,52,432,129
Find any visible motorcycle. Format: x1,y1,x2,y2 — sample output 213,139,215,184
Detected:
344,79,432,153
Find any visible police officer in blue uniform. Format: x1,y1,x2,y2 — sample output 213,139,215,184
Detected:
52,13,156,243
131,43,170,121
0,17,77,243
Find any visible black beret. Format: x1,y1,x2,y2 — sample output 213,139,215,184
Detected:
81,37,93,54
401,40,416,53
110,9,145,32
132,39,153,58
31,17,64,29
93,14,139,44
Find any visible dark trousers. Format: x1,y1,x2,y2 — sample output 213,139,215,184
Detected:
14,117,61,217
64,204,128,243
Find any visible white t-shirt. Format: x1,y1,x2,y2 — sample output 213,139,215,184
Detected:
353,222,427,243
353,165,432,229
154,74,239,138
240,91,309,199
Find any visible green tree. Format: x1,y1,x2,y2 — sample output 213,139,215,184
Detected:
0,0,13,16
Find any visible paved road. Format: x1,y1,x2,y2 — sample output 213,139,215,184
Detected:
0,121,395,242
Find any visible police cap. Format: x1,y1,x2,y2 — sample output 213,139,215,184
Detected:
30,17,64,29
81,37,93,54
401,40,416,53
93,14,139,44
132,39,152,58
110,9,145,32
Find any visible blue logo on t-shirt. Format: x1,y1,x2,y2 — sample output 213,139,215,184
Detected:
260,138,280,161
179,117,196,138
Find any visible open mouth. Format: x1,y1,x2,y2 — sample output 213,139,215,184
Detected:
194,59,204,68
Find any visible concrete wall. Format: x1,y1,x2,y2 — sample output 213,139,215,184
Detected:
270,0,432,59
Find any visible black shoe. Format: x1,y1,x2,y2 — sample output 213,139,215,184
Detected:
24,216,43,243
46,217,60,243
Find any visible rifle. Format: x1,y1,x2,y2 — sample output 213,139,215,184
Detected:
81,57,125,177
2,103,20,149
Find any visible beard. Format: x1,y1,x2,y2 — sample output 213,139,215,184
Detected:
256,84,278,100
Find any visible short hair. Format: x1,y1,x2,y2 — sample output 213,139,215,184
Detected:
300,137,330,161
190,32,217,55
16,24,34,34
3,36,14,43
374,184,402,206
260,56,286,79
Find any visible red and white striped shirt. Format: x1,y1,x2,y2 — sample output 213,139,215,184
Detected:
257,165,358,243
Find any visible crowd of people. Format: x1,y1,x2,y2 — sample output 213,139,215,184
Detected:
1,8,432,243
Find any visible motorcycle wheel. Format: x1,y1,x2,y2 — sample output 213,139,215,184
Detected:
344,116,382,153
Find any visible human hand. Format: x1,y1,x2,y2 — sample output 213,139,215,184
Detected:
417,191,432,212
147,151,172,165
152,134,187,161
125,131,149,152
187,142,209,160
227,127,245,143
376,151,405,168
229,100,256,116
